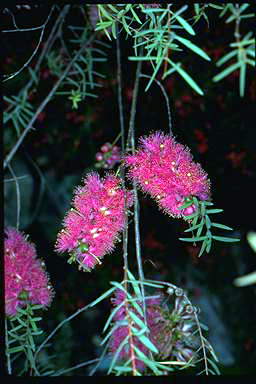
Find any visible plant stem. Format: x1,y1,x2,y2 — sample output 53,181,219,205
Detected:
5,318,12,375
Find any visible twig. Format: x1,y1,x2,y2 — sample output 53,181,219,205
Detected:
51,358,99,376
7,164,21,230
116,27,129,278
140,73,172,135
34,303,92,368
3,7,55,82
4,32,96,170
5,319,12,375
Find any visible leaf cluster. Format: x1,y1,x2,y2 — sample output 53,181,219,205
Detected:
179,196,240,257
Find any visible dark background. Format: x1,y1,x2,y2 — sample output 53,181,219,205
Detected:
3,5,256,375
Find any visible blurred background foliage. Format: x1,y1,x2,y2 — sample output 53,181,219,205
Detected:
3,4,256,375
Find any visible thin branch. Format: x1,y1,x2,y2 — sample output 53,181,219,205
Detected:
4,32,96,170
51,358,99,376
34,303,91,368
116,28,129,278
5,319,12,375
140,73,172,135
3,6,55,82
127,56,144,283
7,164,21,230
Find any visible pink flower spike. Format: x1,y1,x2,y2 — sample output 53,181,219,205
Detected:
123,131,211,219
55,172,134,272
4,227,54,317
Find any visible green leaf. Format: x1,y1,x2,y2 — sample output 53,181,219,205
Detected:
179,236,208,242
247,231,256,252
233,271,256,287
211,222,233,230
174,35,211,61
7,346,24,354
206,209,223,214
198,239,207,257
176,15,195,35
212,236,240,242
238,4,250,13
184,223,203,232
137,334,159,354
206,235,212,253
103,301,125,333
128,310,147,331
168,60,204,95
205,215,211,229
239,62,246,97
196,218,204,238
213,61,241,82
127,270,142,299
88,286,116,308
216,49,237,66
133,346,160,375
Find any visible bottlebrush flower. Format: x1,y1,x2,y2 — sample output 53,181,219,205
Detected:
4,227,54,317
123,131,211,219
108,289,163,372
55,172,134,272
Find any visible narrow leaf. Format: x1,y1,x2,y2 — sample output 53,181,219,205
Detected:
137,334,159,354
216,49,237,66
128,310,147,330
7,346,24,354
179,236,208,242
167,59,204,95
239,62,246,97
88,286,116,308
211,222,233,230
176,15,195,35
212,236,240,242
198,239,207,257
206,209,223,214
213,61,241,82
174,35,211,61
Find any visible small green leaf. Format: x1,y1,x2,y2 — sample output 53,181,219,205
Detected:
212,236,240,242
103,301,125,333
176,15,195,35
88,286,116,308
205,215,211,229
137,334,159,354
179,236,208,242
239,62,246,97
133,346,160,375
129,310,147,330
213,61,241,82
7,346,24,354
234,271,256,287
184,223,202,232
206,209,223,214
174,35,211,61
198,239,207,257
167,59,204,95
216,49,237,66
211,222,233,230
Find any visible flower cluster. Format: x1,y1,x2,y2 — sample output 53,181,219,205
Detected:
55,172,134,272
95,142,121,169
108,288,198,372
4,227,54,317
123,131,211,219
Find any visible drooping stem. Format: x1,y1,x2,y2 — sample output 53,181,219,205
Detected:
5,318,11,375
116,28,129,280
140,73,173,135
7,164,21,231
